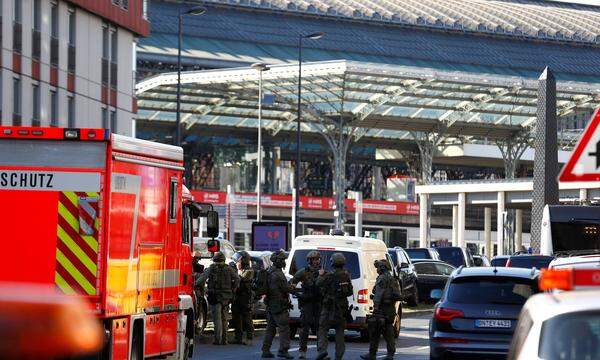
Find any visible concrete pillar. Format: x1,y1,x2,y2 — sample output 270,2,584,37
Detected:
452,205,458,246
419,193,429,248
457,193,466,248
580,188,588,203
515,209,523,251
484,207,492,259
531,67,559,253
497,191,505,255
354,191,363,237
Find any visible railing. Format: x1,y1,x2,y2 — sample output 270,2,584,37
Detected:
50,36,59,65
13,22,22,53
32,29,41,59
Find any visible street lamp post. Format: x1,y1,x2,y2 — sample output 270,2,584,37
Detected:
295,32,325,237
176,6,206,146
251,63,270,222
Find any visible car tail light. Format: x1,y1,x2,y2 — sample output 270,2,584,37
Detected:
357,289,369,304
434,307,464,322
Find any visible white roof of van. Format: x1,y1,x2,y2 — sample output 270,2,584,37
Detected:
293,235,387,251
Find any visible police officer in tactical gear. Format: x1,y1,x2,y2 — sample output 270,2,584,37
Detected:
290,250,322,359
262,250,294,359
360,260,399,360
231,251,255,345
197,251,240,345
315,253,354,360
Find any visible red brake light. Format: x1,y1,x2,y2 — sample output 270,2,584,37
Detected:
357,289,369,304
434,307,464,322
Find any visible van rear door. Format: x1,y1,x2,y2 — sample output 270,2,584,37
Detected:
0,138,106,299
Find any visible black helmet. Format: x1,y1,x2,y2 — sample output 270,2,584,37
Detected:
306,251,321,261
331,253,346,267
374,259,390,271
270,250,288,268
213,251,226,263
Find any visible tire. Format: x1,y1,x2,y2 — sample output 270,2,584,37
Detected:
130,324,142,360
406,287,419,307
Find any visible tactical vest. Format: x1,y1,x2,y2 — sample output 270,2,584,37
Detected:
207,264,233,302
301,266,321,303
322,270,352,317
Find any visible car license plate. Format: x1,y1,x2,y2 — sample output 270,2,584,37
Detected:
475,319,511,328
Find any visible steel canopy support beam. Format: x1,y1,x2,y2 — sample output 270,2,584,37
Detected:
496,130,530,179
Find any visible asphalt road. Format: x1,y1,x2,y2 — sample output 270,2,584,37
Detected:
193,312,431,360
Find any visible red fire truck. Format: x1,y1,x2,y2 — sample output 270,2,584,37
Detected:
0,127,214,359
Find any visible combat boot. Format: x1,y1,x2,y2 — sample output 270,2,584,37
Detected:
360,354,376,360
277,352,294,359
261,352,275,358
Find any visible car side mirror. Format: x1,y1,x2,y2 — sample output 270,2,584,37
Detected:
206,210,219,238
400,262,409,269
430,289,443,300
206,239,220,253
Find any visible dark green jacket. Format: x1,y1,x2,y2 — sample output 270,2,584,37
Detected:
265,266,292,314
198,262,240,303
291,265,321,304
372,271,397,318
233,268,254,309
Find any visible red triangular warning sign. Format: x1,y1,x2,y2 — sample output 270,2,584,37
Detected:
559,109,600,182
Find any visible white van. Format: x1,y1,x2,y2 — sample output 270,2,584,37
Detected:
285,235,401,340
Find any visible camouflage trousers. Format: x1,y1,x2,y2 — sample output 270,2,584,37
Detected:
317,313,346,360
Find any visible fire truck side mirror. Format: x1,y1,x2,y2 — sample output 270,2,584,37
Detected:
206,210,219,239
206,239,220,253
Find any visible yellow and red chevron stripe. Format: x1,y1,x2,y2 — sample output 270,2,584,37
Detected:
54,191,100,295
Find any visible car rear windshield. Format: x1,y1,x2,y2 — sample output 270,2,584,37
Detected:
447,276,539,305
406,248,430,259
539,311,600,360
436,247,466,267
508,256,553,269
551,221,600,254
491,257,508,267
289,250,361,279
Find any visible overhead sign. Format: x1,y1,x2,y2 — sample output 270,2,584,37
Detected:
559,110,600,182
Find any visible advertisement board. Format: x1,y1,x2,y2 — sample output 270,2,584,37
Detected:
252,222,289,251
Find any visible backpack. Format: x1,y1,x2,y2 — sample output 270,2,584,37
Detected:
253,268,269,298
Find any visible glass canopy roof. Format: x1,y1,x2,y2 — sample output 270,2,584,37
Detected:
136,60,600,150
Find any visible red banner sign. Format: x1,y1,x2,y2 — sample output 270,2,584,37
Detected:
190,190,419,216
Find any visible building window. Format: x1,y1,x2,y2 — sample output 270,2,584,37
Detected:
102,25,109,86
32,0,41,59
68,95,75,128
13,77,21,125
110,29,118,89
50,90,58,127
68,8,76,72
50,2,59,66
110,110,117,132
13,0,22,53
102,107,108,129
32,84,40,126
